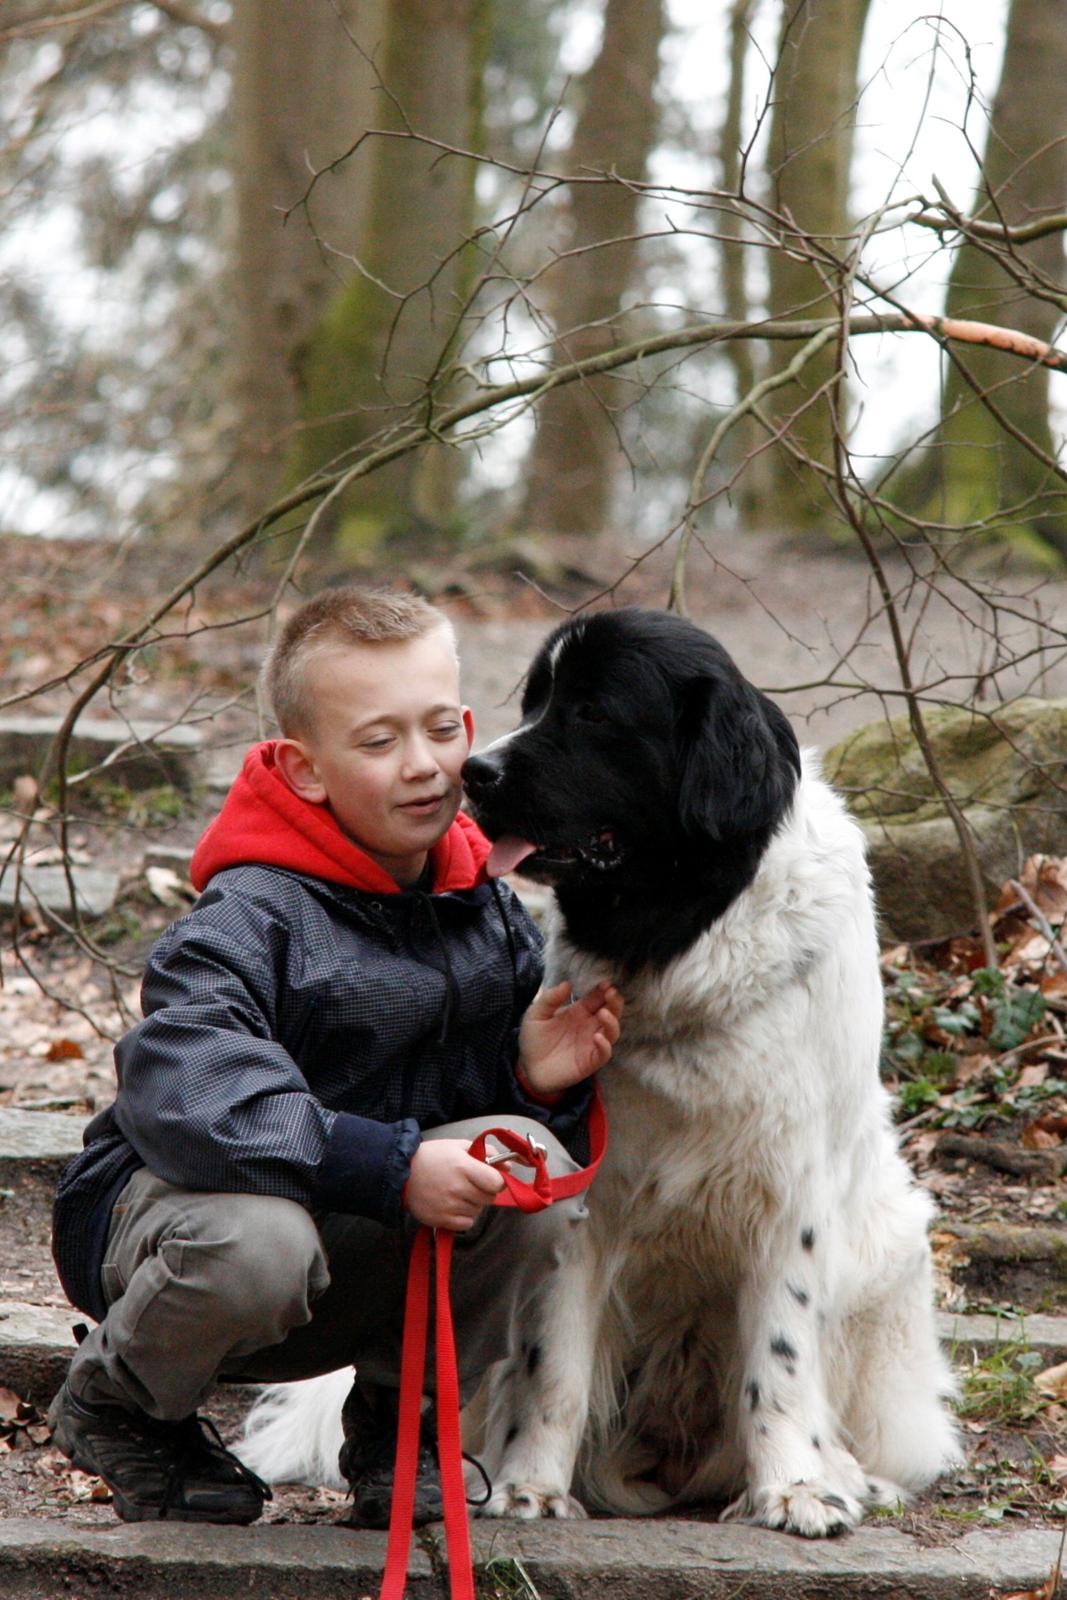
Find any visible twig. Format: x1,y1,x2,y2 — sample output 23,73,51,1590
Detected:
1006,880,1067,978
669,324,839,613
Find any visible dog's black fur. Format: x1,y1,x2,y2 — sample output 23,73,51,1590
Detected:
463,608,801,972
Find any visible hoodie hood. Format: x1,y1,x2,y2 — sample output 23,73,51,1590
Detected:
190,741,491,895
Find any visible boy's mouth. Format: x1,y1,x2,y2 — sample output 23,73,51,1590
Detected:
400,792,447,813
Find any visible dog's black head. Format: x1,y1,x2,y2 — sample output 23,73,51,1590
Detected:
463,608,800,972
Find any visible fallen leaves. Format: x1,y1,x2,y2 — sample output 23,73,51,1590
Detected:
145,865,195,908
886,862,1067,1170
1036,1362,1067,1402
65,1469,112,1504
44,1038,84,1063
1021,1112,1067,1150
0,1389,51,1451
1000,1581,1060,1600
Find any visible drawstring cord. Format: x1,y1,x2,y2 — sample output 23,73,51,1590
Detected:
488,879,520,1026
411,881,520,1047
410,891,459,1045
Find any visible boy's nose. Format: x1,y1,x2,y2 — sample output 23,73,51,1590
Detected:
403,736,440,776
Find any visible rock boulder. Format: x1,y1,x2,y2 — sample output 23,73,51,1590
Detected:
824,697,1067,942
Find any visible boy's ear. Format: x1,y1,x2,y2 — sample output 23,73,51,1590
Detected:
462,706,475,750
274,738,327,804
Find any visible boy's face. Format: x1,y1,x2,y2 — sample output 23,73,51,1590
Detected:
275,629,473,886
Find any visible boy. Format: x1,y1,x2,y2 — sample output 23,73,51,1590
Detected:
49,586,621,1527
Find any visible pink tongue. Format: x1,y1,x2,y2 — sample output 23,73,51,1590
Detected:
486,835,538,878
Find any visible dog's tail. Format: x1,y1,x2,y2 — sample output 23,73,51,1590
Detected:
235,1369,350,1488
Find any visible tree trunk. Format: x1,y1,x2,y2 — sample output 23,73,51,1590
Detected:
288,0,486,558
520,0,665,538
905,0,1067,560
762,0,871,534
230,0,384,519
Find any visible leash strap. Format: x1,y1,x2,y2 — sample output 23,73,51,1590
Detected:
378,1084,606,1600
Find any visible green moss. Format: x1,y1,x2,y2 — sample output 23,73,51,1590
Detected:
50,780,193,827
825,697,1067,823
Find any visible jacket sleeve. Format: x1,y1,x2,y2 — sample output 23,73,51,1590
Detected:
112,895,420,1226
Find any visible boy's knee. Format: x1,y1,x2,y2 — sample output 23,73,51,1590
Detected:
428,1113,582,1183
189,1194,328,1320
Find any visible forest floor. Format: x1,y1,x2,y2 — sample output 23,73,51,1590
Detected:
0,528,1066,1555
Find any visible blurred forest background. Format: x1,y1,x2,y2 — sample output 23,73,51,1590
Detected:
2,0,1065,565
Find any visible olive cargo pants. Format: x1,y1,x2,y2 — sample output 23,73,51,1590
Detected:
66,1115,586,1421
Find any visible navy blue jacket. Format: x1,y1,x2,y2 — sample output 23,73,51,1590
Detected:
52,863,589,1322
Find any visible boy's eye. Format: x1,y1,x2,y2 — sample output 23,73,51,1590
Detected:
362,735,395,751
431,722,461,738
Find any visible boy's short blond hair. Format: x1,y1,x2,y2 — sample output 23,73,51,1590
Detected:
263,585,456,737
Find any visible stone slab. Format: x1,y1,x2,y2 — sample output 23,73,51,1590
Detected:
0,1518,434,1599
0,1304,83,1406
469,1521,1067,1599
0,1517,1060,1600
0,714,203,793
0,865,119,920
142,842,194,878
0,1109,89,1166
0,1109,90,1207
942,1308,1067,1356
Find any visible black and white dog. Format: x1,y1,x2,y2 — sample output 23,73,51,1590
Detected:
241,608,959,1537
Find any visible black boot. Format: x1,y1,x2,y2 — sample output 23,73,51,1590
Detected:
338,1380,442,1529
48,1380,270,1525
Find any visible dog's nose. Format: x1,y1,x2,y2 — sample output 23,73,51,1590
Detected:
462,750,504,792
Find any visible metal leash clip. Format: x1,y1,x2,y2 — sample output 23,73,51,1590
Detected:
483,1134,546,1168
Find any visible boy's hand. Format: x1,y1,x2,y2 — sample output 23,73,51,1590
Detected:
518,979,623,1098
402,1139,505,1231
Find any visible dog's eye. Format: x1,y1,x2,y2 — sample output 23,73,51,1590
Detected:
576,703,608,725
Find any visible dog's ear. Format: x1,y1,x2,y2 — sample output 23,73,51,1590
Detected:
677,676,800,843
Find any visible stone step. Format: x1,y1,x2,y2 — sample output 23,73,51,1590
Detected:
0,1516,1061,1599
940,1308,1067,1356
2,1112,1065,1404
0,864,119,921
0,713,203,793
0,1108,89,1194
0,1304,80,1407
2,1295,1066,1414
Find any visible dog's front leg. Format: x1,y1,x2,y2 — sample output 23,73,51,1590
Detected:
479,1233,604,1520
722,1224,868,1538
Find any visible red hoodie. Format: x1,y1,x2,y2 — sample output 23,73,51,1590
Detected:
190,741,491,896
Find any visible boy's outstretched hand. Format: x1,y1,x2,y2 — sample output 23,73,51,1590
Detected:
518,978,624,1098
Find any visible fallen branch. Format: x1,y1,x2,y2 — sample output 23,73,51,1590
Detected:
935,1133,1067,1183
933,1219,1067,1261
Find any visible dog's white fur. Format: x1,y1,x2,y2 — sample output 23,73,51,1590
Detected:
238,756,959,1535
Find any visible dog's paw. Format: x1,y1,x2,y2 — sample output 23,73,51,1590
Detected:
722,1481,863,1538
481,1481,587,1520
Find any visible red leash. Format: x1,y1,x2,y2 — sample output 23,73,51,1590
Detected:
379,1088,607,1600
